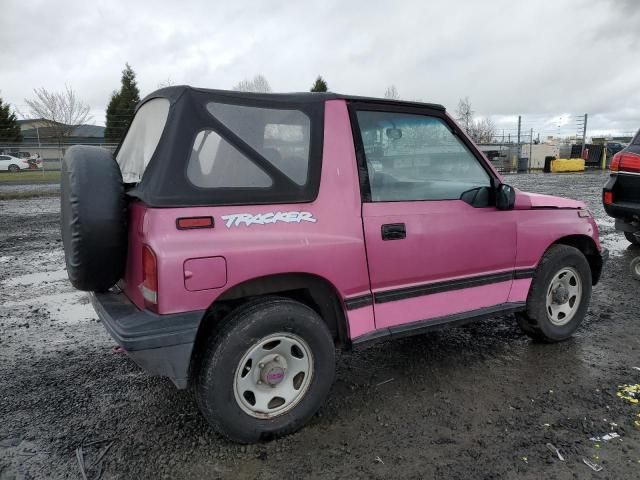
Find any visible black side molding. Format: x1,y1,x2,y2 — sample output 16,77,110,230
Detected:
344,294,373,310
513,268,536,280
374,270,533,305
343,269,536,310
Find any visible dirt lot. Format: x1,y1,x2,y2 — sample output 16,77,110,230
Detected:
1,172,639,479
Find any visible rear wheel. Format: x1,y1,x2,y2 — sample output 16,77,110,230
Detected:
624,231,640,245
8,164,19,172
516,245,592,342
195,297,335,443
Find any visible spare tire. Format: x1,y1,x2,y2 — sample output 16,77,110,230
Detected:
60,146,127,291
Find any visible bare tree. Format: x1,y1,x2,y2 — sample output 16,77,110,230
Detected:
25,85,92,159
454,97,496,143
384,85,399,100
472,117,497,143
158,77,174,88
232,74,272,93
455,96,474,134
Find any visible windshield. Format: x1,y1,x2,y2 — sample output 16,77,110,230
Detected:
116,98,170,183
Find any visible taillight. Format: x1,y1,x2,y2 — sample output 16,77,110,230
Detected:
610,152,621,171
176,216,214,229
611,151,640,173
603,191,613,205
142,245,158,311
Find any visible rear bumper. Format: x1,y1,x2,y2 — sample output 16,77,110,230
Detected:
89,291,204,389
603,173,640,222
604,201,640,222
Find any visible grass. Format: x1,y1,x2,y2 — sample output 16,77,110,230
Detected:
0,170,61,184
0,190,59,200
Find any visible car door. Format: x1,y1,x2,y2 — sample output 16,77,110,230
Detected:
351,105,517,330
0,156,9,169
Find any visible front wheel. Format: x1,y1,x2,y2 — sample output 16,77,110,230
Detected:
195,297,336,443
8,164,19,172
516,245,592,342
630,257,640,281
624,231,640,245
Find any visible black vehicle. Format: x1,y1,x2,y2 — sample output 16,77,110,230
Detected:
606,142,625,161
603,129,640,244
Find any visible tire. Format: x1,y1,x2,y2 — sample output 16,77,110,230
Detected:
8,164,19,172
624,231,640,245
630,257,640,281
195,297,336,443
60,146,127,291
516,245,592,342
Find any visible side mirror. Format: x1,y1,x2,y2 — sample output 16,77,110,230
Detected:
496,184,516,210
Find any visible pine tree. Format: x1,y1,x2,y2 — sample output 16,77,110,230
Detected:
310,76,328,92
105,63,141,141
103,91,120,141
0,97,23,142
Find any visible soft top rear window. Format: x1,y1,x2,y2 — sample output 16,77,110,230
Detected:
116,98,170,183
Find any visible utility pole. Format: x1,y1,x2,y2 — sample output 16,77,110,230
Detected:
515,115,521,172
529,128,533,171
580,113,588,159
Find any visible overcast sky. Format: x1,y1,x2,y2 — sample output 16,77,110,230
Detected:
1,0,638,137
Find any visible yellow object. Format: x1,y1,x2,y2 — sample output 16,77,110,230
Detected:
617,384,640,405
551,158,586,173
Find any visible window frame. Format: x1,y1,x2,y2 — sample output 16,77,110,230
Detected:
347,101,499,203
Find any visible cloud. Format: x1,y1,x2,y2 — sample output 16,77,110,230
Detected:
0,0,638,134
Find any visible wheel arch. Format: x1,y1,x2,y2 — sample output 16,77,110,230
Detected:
188,273,349,385
551,234,603,285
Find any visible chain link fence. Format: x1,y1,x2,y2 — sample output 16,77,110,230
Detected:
0,141,118,172
0,142,118,199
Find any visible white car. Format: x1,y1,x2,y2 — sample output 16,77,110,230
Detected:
0,154,30,172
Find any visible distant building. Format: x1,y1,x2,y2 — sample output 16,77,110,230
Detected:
17,119,106,145
7,119,110,160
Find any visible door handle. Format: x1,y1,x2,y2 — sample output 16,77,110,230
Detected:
381,223,406,240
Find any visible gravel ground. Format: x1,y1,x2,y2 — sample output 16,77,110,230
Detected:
1,171,640,479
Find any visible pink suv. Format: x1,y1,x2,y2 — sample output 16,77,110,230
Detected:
60,86,607,443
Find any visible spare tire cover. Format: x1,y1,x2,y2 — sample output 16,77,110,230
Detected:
61,146,127,291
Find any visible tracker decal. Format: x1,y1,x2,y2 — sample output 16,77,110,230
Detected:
221,211,317,228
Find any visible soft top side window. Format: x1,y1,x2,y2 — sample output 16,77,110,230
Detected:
187,130,273,188
354,110,491,203
205,102,311,186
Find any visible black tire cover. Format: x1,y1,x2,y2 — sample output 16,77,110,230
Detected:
60,146,127,291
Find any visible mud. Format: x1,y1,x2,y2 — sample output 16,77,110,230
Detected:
1,171,639,479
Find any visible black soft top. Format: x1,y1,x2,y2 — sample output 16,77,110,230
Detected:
137,85,445,114
124,86,444,208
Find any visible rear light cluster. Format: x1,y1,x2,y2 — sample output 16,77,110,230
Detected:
176,216,214,229
610,151,640,173
603,191,613,205
142,245,158,312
